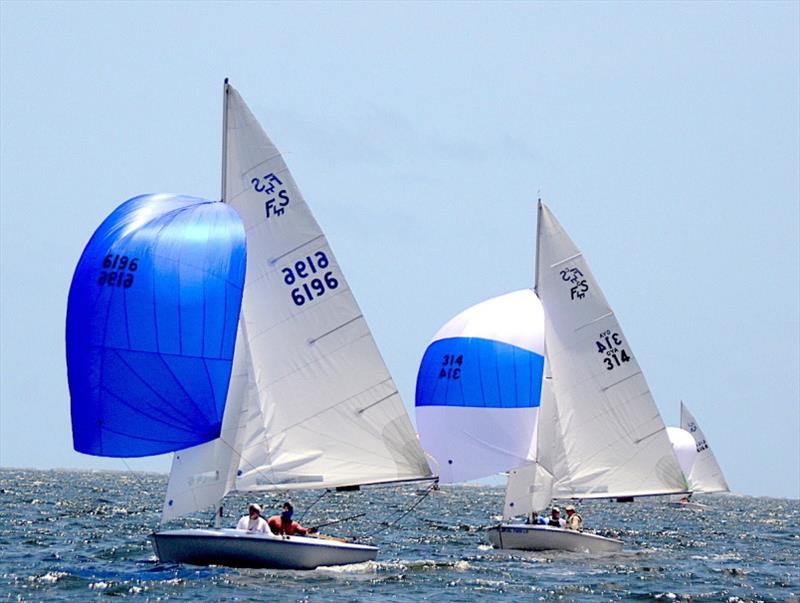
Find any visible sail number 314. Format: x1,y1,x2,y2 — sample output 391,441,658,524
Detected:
439,354,463,380
595,330,631,371
282,251,339,306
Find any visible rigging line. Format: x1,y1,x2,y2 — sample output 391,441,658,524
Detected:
361,482,437,540
297,488,330,523
119,458,160,530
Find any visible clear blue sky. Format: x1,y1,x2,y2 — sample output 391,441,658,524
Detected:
1,2,797,498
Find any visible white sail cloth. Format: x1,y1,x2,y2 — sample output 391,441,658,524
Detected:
505,203,687,518
666,426,698,480
681,402,729,493
161,83,431,522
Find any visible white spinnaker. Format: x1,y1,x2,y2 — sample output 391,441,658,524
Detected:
535,202,686,499
667,426,698,482
224,83,431,491
681,402,729,493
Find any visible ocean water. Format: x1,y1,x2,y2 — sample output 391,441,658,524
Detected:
1,469,797,602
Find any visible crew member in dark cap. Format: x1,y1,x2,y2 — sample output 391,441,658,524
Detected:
267,502,316,536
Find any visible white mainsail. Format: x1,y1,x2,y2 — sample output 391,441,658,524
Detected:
504,202,686,518
161,82,431,522
680,401,729,493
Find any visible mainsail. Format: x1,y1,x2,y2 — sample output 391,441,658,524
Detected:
415,290,545,483
162,83,431,521
505,202,686,518
680,401,729,493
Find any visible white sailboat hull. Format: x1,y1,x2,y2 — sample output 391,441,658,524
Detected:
486,524,623,553
151,529,378,570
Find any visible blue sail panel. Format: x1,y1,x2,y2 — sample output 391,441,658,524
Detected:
415,337,544,409
66,194,247,457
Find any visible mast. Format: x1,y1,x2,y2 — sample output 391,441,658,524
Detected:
534,198,543,295
213,77,230,525
220,78,230,202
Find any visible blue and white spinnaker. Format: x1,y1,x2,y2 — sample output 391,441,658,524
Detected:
415,289,545,483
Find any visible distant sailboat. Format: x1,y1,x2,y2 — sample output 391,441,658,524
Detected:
417,201,688,553
681,401,729,494
67,81,433,570
667,402,729,510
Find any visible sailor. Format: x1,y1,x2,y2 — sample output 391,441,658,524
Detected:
564,504,583,531
527,511,546,525
236,503,269,533
267,502,315,536
547,506,566,528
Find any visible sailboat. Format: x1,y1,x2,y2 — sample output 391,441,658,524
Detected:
67,81,433,570
667,402,729,510
416,201,688,554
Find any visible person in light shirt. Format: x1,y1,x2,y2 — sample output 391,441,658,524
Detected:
236,504,269,534
564,504,583,531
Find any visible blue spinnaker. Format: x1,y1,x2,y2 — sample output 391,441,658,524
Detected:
66,194,246,457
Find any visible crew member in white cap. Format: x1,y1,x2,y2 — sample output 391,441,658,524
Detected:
547,506,566,528
236,503,269,533
564,504,583,531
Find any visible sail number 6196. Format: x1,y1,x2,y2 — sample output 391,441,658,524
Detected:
281,251,340,306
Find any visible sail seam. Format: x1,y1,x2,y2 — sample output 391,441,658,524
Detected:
109,350,208,429
100,385,201,435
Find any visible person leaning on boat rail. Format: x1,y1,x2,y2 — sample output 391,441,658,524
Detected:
547,506,566,528
267,502,316,536
564,504,583,531
236,504,269,534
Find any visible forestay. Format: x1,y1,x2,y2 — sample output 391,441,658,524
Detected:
415,290,545,483
681,402,729,493
531,202,686,500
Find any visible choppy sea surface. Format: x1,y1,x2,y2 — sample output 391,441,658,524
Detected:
1,469,798,602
